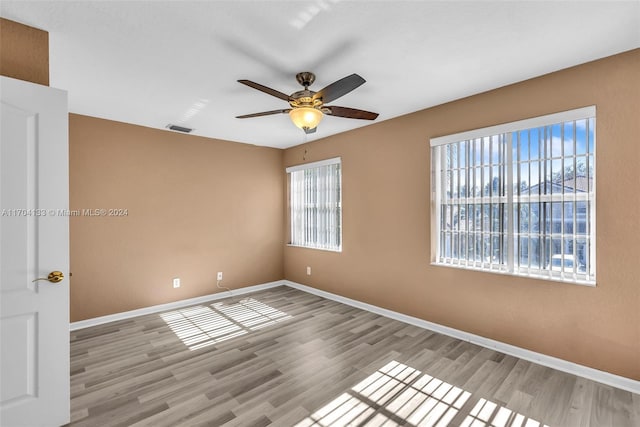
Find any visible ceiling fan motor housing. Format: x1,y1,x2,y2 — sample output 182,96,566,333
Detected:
289,90,322,109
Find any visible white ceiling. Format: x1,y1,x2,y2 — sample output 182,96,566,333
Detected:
2,1,638,149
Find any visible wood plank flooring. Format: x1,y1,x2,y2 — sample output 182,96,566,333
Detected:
68,286,640,426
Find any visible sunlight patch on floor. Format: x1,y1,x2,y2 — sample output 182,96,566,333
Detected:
295,360,550,427
461,398,549,427
160,298,291,350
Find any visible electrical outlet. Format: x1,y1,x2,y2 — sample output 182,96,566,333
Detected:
217,272,223,281
173,277,180,288
306,266,311,275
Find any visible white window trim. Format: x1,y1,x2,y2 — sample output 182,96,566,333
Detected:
430,106,596,286
430,106,596,147
286,156,341,173
287,157,342,252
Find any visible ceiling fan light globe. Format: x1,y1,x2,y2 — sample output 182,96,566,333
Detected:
289,107,323,131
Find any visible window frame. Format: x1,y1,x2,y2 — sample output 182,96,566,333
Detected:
286,157,342,252
430,106,596,286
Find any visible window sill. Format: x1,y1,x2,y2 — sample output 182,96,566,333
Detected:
431,261,596,287
287,244,342,253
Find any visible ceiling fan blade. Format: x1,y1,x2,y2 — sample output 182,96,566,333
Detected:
238,80,291,101
236,109,291,119
325,106,379,120
304,127,317,134
313,74,366,103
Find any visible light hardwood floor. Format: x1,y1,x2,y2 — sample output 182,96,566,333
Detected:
68,286,640,426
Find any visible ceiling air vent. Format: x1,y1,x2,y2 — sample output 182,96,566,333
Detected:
166,124,194,133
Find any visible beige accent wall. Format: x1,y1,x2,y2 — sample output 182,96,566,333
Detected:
69,114,284,321
283,49,640,380
0,18,49,86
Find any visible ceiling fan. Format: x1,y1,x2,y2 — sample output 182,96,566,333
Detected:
236,72,379,134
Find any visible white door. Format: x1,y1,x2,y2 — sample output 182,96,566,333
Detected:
0,76,69,426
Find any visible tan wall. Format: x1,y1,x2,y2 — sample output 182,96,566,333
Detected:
0,18,49,86
283,49,640,380
69,114,284,321
5,14,638,379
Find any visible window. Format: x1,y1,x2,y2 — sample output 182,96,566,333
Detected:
287,157,342,251
431,107,595,285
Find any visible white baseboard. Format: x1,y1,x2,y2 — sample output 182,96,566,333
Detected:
283,280,640,395
69,280,285,331
70,278,639,394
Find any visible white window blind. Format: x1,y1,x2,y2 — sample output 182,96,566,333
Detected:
431,107,596,285
287,157,342,251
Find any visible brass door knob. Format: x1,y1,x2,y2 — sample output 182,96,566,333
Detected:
33,271,64,283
